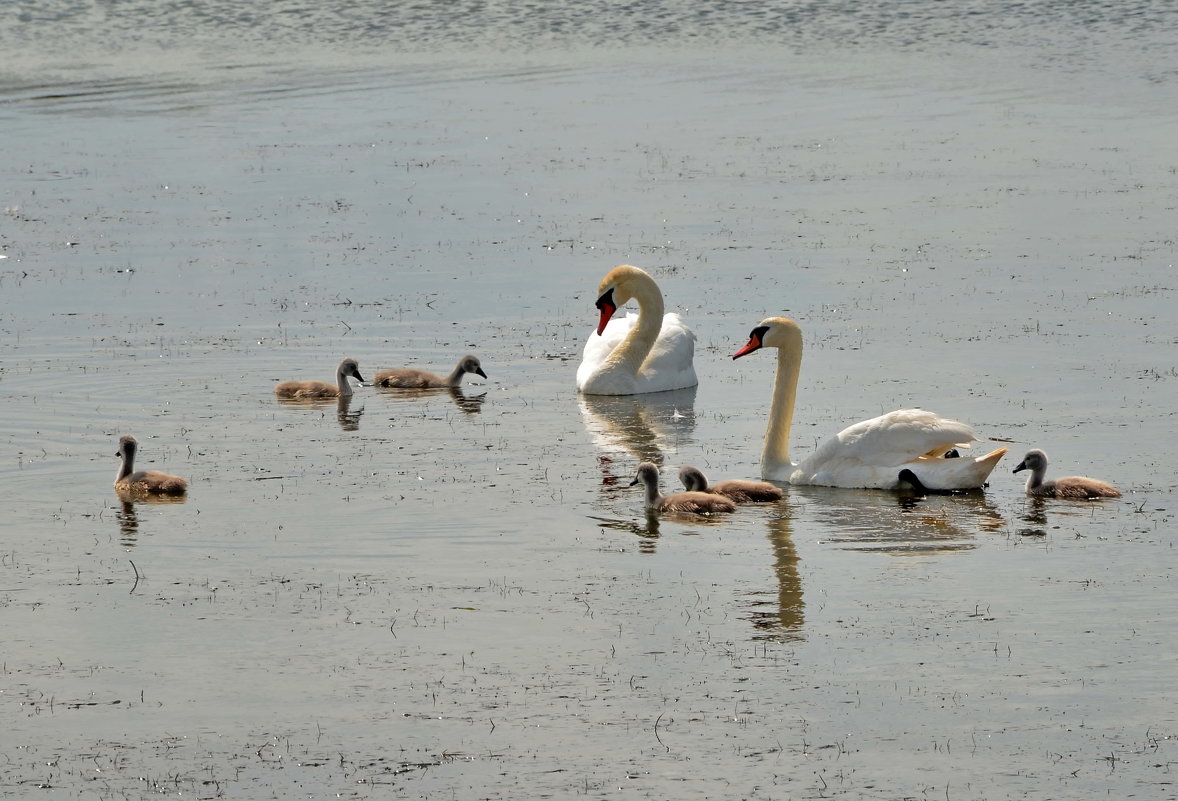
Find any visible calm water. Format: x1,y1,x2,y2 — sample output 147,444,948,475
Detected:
2,2,1177,799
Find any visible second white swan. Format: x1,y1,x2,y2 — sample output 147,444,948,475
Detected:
576,264,697,396
732,317,1007,490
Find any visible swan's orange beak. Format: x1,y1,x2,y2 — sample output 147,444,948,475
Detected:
732,328,765,359
594,288,617,336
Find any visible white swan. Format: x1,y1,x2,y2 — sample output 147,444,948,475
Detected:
576,265,697,395
732,317,1007,490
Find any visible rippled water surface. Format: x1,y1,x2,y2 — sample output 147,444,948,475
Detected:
2,2,1177,799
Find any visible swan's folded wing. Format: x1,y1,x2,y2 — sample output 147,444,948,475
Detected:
813,409,979,468
577,312,697,395
636,313,697,389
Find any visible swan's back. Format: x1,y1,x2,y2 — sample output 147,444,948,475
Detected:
679,465,782,502
118,471,188,495
373,369,444,388
704,479,783,503
658,490,736,514
275,380,338,398
821,409,979,465
792,409,1004,490
1033,477,1122,499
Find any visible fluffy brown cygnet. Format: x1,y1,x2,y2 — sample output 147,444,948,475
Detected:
630,462,736,514
372,354,486,389
114,435,188,495
274,358,364,399
678,465,783,503
1012,449,1121,499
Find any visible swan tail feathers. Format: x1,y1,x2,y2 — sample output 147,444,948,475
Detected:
903,446,1008,491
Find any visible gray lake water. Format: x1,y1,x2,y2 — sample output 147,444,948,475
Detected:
2,2,1177,798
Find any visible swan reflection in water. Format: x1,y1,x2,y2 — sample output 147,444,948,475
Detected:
589,498,804,639
275,395,365,431
578,385,697,492
375,385,487,415
590,506,727,555
1013,495,1117,539
743,484,1006,639
797,484,1006,555
1017,497,1050,538
736,508,805,642
113,494,187,548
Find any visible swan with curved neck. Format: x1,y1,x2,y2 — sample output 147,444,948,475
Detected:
678,465,783,502
1012,449,1121,498
275,358,364,399
629,462,736,514
732,317,1007,490
114,435,188,495
576,265,697,395
373,354,486,388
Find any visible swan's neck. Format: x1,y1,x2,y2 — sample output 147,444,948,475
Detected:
445,364,465,386
763,342,801,475
336,369,355,397
1024,465,1047,493
642,477,664,509
116,450,134,482
606,281,665,375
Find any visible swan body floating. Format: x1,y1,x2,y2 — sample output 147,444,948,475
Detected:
275,358,364,399
678,465,783,502
114,435,188,495
576,265,697,396
373,354,486,388
630,462,736,514
897,468,969,496
732,318,1007,490
1012,449,1121,498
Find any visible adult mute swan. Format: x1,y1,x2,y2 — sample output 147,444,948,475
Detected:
732,318,1007,490
275,358,364,399
576,265,697,395
678,465,783,502
1012,449,1121,498
373,354,486,388
114,435,188,495
630,462,736,514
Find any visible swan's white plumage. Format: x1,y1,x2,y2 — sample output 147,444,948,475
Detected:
736,317,1006,490
577,311,696,395
576,265,697,396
